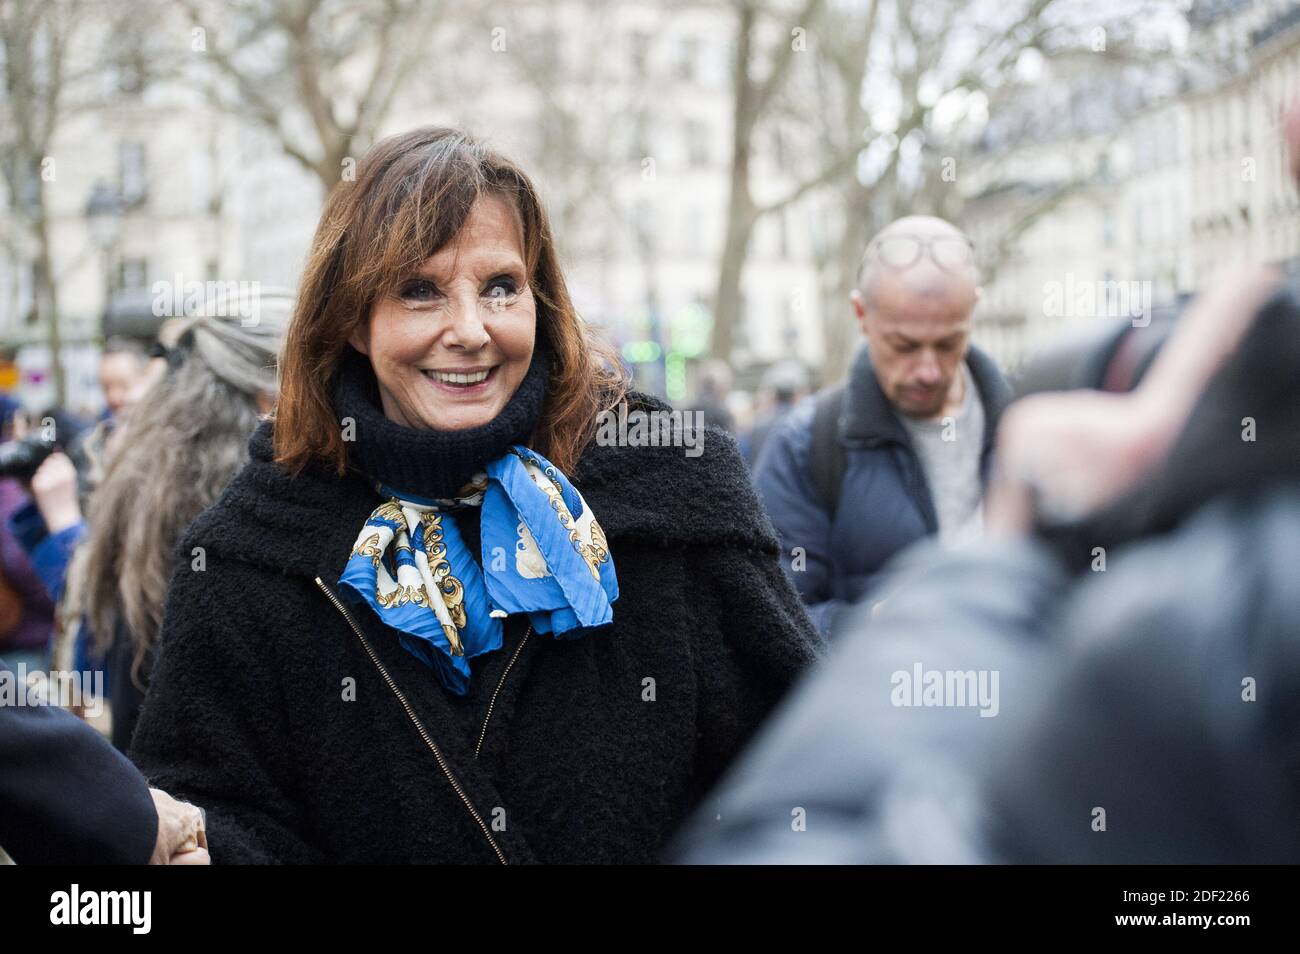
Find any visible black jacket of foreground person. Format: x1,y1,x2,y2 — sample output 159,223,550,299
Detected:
129,394,821,864
671,290,1300,864
0,697,156,864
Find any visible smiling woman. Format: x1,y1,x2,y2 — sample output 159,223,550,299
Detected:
127,126,822,864
349,195,538,433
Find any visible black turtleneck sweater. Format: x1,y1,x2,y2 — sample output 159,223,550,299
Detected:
330,341,550,502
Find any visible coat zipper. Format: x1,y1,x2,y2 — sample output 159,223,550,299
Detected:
474,623,532,760
314,577,508,865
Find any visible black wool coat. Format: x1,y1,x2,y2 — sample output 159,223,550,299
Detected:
128,394,823,863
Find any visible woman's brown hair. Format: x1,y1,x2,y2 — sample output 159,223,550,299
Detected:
274,126,628,475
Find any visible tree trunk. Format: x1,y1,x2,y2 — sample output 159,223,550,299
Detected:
313,127,354,193
710,192,755,363
820,186,870,385
710,2,759,362
32,205,64,407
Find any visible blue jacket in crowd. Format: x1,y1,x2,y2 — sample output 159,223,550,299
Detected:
8,500,85,604
752,342,1011,635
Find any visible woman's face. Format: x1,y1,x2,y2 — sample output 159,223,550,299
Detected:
350,194,536,432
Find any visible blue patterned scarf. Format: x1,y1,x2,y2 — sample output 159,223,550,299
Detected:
338,446,617,695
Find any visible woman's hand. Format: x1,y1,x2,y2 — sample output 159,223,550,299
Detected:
148,788,210,865
29,451,82,534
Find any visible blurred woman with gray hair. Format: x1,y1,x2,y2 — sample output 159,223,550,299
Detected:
66,287,293,754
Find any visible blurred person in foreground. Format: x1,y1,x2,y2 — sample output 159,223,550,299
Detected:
672,253,1300,863
0,693,208,864
127,128,818,864
753,217,1011,637
64,290,291,754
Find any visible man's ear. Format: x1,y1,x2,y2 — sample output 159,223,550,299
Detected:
850,289,870,335
347,323,370,355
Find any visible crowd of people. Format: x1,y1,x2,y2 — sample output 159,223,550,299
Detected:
1,108,1297,865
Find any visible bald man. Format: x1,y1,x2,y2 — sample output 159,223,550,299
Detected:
752,216,1011,636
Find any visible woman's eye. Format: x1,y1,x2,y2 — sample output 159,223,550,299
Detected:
397,280,440,304
484,277,518,300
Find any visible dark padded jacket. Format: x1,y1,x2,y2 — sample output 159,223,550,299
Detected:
752,343,1011,635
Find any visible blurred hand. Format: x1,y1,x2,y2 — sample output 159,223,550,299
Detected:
148,788,209,865
7,409,29,441
29,452,82,534
985,389,1174,535
987,264,1281,536
168,847,211,864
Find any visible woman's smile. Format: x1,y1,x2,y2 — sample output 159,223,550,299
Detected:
421,365,499,394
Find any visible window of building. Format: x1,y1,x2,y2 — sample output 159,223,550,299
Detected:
119,141,147,206
682,205,704,258
677,36,699,82
628,115,650,162
115,39,148,95
630,30,651,76
119,258,148,291
685,119,709,168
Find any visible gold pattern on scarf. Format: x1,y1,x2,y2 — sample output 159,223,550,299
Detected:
515,453,610,582
376,583,430,609
588,519,610,575
352,532,383,567
374,499,406,525
420,511,467,656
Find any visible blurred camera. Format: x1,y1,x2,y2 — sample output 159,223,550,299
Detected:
1013,308,1179,400
1015,278,1300,400
0,434,57,481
